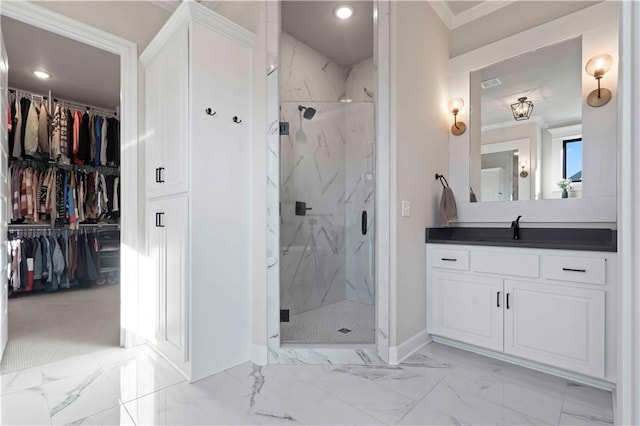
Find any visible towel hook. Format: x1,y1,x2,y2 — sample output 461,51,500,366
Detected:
435,173,449,188
205,108,216,116
232,116,242,124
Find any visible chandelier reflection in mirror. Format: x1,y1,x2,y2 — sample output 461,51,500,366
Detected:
511,96,534,121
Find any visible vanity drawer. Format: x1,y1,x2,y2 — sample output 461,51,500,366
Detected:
471,251,539,278
432,248,469,270
542,256,606,285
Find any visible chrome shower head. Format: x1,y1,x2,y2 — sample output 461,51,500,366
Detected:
297,105,317,120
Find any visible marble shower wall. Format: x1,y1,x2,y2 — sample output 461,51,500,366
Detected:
279,31,377,316
280,32,346,102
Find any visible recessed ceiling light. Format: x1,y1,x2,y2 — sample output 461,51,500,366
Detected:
33,70,50,79
335,5,354,20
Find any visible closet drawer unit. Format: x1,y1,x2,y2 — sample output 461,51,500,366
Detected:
431,248,469,271
471,251,539,278
542,255,606,285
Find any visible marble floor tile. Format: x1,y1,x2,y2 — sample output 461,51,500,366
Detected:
564,382,613,412
0,386,51,426
102,352,186,403
0,365,44,396
66,405,136,426
400,377,551,425
441,366,564,425
329,364,449,401
40,354,103,384
312,367,416,424
92,345,150,369
124,372,254,425
561,396,614,425
43,369,121,425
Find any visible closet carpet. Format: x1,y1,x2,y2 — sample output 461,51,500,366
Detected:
0,284,120,375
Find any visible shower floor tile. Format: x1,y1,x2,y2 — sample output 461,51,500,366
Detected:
281,300,375,344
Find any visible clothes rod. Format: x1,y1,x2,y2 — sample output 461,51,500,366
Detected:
52,98,117,117
9,87,48,100
8,223,120,229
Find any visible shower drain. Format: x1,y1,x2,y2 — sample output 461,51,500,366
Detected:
338,328,352,334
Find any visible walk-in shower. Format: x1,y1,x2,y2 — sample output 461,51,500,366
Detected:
279,101,375,344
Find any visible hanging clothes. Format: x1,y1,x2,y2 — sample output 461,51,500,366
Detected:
24,101,39,157
38,102,50,156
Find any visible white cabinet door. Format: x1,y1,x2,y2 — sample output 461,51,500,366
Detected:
147,196,189,370
431,271,504,352
504,280,605,378
144,25,189,199
144,53,165,199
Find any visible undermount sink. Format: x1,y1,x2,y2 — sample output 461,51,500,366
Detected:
425,227,617,252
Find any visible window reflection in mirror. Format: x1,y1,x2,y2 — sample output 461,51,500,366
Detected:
470,37,583,202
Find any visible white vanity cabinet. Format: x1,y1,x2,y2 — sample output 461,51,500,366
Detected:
141,2,254,381
427,244,615,382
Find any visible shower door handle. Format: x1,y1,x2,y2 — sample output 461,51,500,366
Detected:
361,211,367,235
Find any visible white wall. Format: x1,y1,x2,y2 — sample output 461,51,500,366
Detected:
390,1,450,346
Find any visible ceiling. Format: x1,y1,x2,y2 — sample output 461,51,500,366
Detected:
1,16,120,110
479,37,582,129
281,1,373,68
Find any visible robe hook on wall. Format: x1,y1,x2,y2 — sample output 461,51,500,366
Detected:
233,116,242,123
205,108,216,116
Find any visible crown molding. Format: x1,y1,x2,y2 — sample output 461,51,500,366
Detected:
428,1,454,29
429,1,518,30
453,1,517,29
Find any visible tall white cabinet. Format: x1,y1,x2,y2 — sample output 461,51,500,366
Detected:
140,1,254,381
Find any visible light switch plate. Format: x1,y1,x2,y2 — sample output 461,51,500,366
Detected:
401,200,411,217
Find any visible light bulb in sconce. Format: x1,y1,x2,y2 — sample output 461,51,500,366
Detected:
585,54,614,107
519,161,529,178
448,97,466,136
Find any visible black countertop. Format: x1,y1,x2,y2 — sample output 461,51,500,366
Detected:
425,227,617,252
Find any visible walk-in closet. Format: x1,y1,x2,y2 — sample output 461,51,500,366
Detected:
0,16,121,373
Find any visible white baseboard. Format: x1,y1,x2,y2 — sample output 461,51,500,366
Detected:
433,336,616,391
389,330,432,365
251,344,268,365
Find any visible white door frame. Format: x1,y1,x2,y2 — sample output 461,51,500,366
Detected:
617,1,640,424
0,2,140,347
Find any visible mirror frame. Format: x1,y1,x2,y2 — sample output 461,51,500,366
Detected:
448,2,619,224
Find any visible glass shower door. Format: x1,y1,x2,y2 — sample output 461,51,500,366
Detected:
279,101,375,344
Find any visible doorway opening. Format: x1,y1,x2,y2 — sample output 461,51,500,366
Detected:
0,10,129,373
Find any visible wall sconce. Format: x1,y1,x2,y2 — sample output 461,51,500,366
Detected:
511,97,534,121
519,161,529,178
585,54,613,107
448,97,466,136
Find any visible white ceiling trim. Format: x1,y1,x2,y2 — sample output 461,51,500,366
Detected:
429,1,518,30
428,1,454,29
452,1,517,28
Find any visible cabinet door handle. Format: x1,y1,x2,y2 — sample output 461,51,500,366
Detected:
158,167,165,183
441,258,457,262
155,168,160,183
155,212,165,228
506,293,511,309
361,211,367,235
562,267,586,273
497,291,501,308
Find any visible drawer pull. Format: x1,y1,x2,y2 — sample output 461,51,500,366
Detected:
497,291,501,308
506,293,511,310
441,258,457,262
155,212,165,228
562,267,587,273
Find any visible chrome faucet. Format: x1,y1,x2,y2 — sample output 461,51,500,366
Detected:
511,215,522,240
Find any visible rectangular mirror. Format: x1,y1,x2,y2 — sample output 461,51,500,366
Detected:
470,37,583,202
